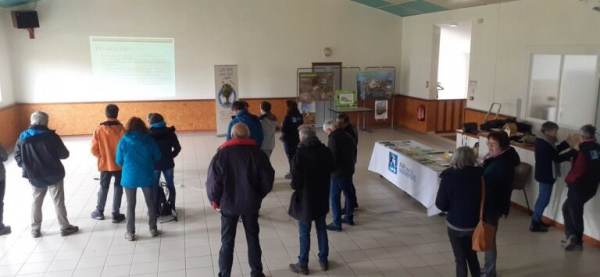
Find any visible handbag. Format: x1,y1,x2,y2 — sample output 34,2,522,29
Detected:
462,122,478,134
472,176,497,252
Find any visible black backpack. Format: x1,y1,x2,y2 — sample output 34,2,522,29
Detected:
156,182,177,222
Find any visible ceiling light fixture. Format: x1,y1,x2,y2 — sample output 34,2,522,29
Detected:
449,23,458,28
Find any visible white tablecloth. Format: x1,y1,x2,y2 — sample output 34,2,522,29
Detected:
368,141,444,216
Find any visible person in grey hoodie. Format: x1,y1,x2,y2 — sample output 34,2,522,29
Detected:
258,101,278,158
0,145,10,236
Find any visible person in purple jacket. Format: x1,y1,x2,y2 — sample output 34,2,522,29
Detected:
206,123,275,277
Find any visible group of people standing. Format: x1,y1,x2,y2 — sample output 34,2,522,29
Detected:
437,122,600,277
206,100,360,276
0,105,181,241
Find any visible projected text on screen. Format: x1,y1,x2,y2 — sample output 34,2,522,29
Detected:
90,37,176,98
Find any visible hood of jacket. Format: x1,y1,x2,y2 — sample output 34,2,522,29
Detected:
258,112,277,121
485,147,520,168
298,136,322,148
219,138,257,150
150,124,176,139
19,125,53,140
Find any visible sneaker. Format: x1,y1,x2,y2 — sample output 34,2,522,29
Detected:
150,229,159,237
342,217,355,226
112,214,126,224
125,232,135,241
31,229,41,238
289,263,309,275
326,223,342,232
564,235,583,251
320,262,329,271
529,221,548,233
0,226,11,236
284,172,292,179
90,211,105,220
60,225,79,237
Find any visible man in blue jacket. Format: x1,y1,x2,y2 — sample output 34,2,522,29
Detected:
207,123,274,277
14,111,79,238
226,101,263,148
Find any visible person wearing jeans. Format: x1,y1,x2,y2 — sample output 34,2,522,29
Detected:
531,121,577,232
206,123,274,277
148,113,181,213
323,120,356,231
15,111,79,238
436,146,482,277
90,104,126,223
561,125,600,251
0,146,10,236
116,117,162,241
287,125,334,274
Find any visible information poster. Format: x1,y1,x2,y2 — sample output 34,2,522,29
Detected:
357,71,394,100
215,65,238,136
334,90,358,110
299,102,316,125
375,100,388,120
298,72,335,102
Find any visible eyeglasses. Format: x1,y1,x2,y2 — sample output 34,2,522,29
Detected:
487,141,499,147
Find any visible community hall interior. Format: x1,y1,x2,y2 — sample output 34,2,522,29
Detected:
1,0,600,276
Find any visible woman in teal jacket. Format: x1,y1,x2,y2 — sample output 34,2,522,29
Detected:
116,117,161,241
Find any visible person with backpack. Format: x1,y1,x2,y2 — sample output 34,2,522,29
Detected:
149,113,181,215
258,101,277,158
281,100,303,179
116,117,162,241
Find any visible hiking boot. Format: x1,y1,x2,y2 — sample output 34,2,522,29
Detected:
0,226,11,236
90,211,105,220
289,263,309,275
320,262,329,271
112,214,126,224
529,221,548,233
326,223,342,232
150,229,160,237
60,225,79,237
31,229,41,238
125,232,135,241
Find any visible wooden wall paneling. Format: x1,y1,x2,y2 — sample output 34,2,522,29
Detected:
464,107,510,126
0,105,19,149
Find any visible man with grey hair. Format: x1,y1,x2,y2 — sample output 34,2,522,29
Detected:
288,125,334,274
207,122,274,277
562,124,600,251
14,111,79,238
323,119,357,232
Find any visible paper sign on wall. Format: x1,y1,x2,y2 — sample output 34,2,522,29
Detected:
375,100,388,120
215,65,238,136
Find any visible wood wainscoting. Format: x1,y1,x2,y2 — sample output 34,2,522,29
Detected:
435,99,466,133
464,107,511,126
0,105,19,149
393,95,466,134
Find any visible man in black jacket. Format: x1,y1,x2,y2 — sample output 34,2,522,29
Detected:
288,125,334,275
149,113,182,214
337,113,359,210
323,120,357,231
531,121,577,232
206,123,274,277
14,111,79,238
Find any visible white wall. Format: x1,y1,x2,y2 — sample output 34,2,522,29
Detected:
401,0,600,117
0,10,15,108
4,0,403,103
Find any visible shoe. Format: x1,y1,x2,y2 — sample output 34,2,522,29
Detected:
326,223,342,232
112,214,126,223
125,232,135,241
60,225,79,237
0,226,11,236
342,217,355,226
150,229,159,237
539,221,551,228
564,235,583,251
354,205,360,211
284,173,292,179
289,263,309,275
529,221,548,233
90,211,105,220
31,229,41,238
320,262,329,271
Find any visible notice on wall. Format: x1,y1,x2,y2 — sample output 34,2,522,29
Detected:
89,37,176,99
375,100,388,120
357,71,394,100
334,90,358,110
215,65,239,136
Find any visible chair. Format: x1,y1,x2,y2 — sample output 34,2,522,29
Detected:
512,162,533,215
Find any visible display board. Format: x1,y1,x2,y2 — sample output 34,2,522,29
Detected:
357,71,394,100
215,65,238,136
89,37,176,99
334,90,358,109
298,72,335,102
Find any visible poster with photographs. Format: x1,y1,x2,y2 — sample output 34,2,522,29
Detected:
334,90,358,110
357,71,394,100
298,72,335,102
298,101,316,125
375,100,388,120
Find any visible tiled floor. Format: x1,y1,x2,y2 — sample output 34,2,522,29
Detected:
1,128,600,277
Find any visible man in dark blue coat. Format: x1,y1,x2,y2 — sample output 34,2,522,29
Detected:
207,123,274,277
226,101,263,148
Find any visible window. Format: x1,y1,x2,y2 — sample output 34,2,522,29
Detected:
527,54,599,128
